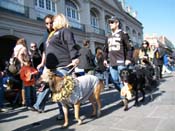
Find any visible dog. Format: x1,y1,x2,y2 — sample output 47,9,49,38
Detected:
45,71,104,128
120,66,147,110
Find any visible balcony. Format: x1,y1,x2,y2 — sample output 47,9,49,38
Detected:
69,19,85,32
91,26,105,36
0,0,29,18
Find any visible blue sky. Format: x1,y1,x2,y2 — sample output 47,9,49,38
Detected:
125,0,175,43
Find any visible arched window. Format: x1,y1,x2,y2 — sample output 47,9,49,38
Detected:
65,0,79,21
35,0,56,12
105,16,111,34
132,29,136,35
90,10,98,28
126,26,130,34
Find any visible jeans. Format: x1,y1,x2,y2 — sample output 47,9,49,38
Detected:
109,65,125,92
33,88,51,111
0,81,5,108
24,86,36,107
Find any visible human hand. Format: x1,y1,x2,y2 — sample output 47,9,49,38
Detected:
71,58,80,66
125,60,131,65
103,60,109,67
37,64,44,70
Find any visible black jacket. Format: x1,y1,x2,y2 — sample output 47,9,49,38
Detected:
78,47,95,70
104,30,131,66
46,28,80,69
153,47,164,66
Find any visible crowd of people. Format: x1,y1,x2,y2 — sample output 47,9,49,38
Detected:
0,13,175,121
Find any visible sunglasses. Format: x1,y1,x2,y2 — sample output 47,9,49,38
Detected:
45,22,53,25
109,21,115,24
31,45,36,48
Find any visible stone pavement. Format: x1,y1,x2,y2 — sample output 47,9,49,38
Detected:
1,73,175,131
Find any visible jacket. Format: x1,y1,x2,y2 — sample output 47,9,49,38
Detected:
104,30,131,66
20,66,38,86
46,28,80,69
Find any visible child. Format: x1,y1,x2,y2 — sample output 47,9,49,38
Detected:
20,61,38,109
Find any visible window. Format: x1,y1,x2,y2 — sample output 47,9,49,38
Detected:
35,0,56,12
65,0,79,21
52,2,55,12
105,17,111,34
90,11,98,27
39,0,44,8
46,0,51,10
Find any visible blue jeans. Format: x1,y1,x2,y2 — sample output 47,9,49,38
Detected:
109,65,125,92
33,88,51,111
0,80,5,108
24,86,36,107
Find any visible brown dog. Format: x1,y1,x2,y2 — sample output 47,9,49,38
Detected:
48,73,104,128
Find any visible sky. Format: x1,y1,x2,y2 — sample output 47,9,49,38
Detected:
125,0,175,43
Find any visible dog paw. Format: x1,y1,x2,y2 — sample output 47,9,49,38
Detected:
61,124,68,129
77,119,82,125
124,107,128,111
61,123,68,128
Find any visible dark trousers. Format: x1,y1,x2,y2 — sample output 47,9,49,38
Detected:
155,65,163,80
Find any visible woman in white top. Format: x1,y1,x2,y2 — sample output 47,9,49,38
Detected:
13,38,30,67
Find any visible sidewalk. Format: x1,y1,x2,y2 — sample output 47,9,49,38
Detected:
1,73,175,131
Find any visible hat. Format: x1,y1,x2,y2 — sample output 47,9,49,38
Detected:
108,16,119,22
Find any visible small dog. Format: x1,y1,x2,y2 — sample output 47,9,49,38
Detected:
47,72,104,128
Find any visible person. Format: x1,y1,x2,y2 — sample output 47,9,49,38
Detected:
20,61,38,109
31,14,54,114
139,40,152,65
45,13,80,119
29,42,42,69
162,53,172,75
12,38,30,106
153,42,165,80
94,47,107,88
13,38,30,67
103,16,131,93
37,14,54,70
78,40,95,75
0,69,8,112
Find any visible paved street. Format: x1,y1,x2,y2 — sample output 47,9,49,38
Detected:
1,73,175,131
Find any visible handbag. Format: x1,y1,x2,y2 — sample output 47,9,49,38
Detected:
8,57,21,75
8,47,22,75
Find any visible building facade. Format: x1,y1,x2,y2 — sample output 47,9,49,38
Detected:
0,0,143,63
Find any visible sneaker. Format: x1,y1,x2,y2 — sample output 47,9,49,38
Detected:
56,114,64,120
27,107,33,110
0,108,8,112
31,107,38,112
38,109,45,113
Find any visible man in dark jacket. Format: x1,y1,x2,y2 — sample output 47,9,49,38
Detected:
103,16,132,92
78,40,95,75
153,43,165,80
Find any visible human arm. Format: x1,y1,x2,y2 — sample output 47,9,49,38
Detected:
62,29,80,60
37,51,46,70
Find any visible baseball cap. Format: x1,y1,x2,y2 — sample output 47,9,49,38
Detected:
108,16,119,22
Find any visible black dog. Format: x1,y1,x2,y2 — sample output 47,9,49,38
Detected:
120,67,145,109
120,63,156,111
